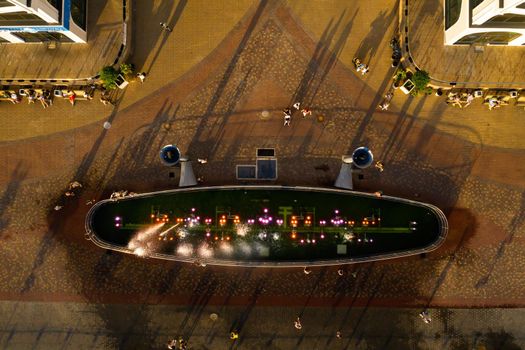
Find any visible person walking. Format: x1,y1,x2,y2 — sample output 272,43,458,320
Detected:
136,72,146,83
284,114,291,126
294,317,302,330
160,22,172,32
301,108,312,118
167,338,177,349
293,102,301,110
303,266,312,275
375,161,384,172
229,331,239,340
197,158,208,164
419,310,432,323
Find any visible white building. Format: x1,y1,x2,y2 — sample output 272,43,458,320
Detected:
0,0,87,43
445,0,525,45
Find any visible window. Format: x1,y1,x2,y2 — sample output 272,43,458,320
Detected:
0,12,48,26
445,0,462,29
0,0,14,8
455,31,521,44
70,0,86,30
12,31,74,42
484,14,525,26
46,0,60,10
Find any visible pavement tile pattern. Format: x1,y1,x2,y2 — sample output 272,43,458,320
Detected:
0,0,524,348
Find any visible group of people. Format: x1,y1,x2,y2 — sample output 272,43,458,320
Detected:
283,102,312,126
446,91,475,109
2,87,106,108
7,89,53,108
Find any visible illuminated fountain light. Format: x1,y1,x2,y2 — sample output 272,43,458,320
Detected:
204,218,212,225
319,220,327,226
135,223,165,241
133,247,147,257
128,223,165,252
238,242,252,256
177,243,193,256
177,227,188,239
220,242,234,255
343,233,355,241
258,232,268,240
247,219,255,225
254,242,269,257
198,244,213,258
272,232,280,241
158,224,179,237
236,224,249,237
276,219,283,226
331,218,344,226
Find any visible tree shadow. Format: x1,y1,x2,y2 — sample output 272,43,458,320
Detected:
291,9,358,107
476,191,525,289
131,0,188,74
355,4,398,63
0,161,28,236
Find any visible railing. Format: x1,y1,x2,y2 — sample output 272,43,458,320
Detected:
85,186,449,267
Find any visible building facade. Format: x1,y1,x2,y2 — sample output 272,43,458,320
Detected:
0,0,87,43
445,0,525,45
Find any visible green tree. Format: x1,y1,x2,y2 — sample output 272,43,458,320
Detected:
99,66,119,90
411,70,430,96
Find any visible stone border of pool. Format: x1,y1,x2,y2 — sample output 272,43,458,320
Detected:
84,186,449,267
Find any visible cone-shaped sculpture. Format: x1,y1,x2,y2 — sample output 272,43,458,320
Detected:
334,156,353,190
179,157,197,187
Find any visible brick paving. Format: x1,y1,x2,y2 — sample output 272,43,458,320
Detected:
1,302,525,350
0,0,524,348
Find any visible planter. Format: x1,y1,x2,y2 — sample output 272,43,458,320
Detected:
400,79,415,94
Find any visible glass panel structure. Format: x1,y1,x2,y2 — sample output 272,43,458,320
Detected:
12,31,74,42
71,0,86,30
455,31,521,44
0,12,48,26
445,0,462,29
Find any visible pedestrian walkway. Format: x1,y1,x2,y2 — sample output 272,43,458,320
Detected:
0,301,524,349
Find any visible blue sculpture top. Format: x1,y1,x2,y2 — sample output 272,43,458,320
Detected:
352,147,374,169
160,145,181,166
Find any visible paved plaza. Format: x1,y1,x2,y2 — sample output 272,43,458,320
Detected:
0,0,525,349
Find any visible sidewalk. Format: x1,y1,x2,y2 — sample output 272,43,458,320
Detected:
0,301,524,349
406,0,525,87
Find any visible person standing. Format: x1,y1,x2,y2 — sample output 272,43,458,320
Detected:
294,317,302,330
137,72,146,83
160,22,172,32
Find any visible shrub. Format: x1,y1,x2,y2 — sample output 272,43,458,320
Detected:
119,63,134,76
393,68,407,87
99,66,119,90
411,70,430,96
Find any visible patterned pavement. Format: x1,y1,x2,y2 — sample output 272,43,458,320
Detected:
0,0,524,349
